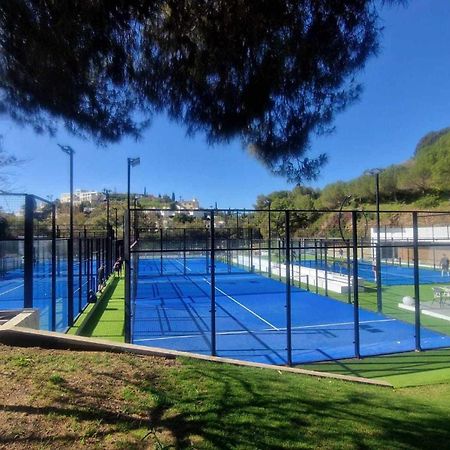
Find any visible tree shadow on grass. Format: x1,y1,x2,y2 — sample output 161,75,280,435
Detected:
150,362,450,449
2,356,449,449
84,358,450,449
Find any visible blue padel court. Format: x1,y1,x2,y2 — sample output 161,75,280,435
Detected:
0,259,96,331
298,258,450,286
132,258,450,365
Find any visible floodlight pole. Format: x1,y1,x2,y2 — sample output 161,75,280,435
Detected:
125,157,140,343
58,144,75,326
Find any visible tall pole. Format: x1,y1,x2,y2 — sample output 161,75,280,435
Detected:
58,144,75,327
210,209,216,356
285,210,292,366
105,191,110,233
68,149,74,326
375,172,382,312
125,157,140,343
412,212,421,351
104,189,111,275
127,160,131,240
352,210,360,359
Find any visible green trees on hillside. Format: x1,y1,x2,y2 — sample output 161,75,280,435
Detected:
252,126,450,236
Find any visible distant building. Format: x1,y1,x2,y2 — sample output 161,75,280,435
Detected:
370,225,450,266
176,198,203,219
60,189,102,205
178,198,200,210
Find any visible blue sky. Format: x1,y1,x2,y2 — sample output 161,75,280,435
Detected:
1,1,450,208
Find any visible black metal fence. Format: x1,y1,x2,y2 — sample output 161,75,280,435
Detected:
0,193,120,331
125,207,450,365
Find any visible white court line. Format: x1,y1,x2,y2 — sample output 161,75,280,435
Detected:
0,278,90,297
172,258,279,331
287,318,396,332
134,318,396,343
74,280,89,294
0,283,24,297
202,277,279,331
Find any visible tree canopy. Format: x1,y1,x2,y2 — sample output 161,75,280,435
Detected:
0,0,402,181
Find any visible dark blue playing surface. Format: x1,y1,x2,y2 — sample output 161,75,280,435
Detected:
0,259,97,331
132,258,450,365
297,258,450,286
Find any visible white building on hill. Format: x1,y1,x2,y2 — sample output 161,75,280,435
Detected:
60,189,102,205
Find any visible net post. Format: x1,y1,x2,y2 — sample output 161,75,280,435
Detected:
285,210,292,366
412,212,421,351
351,210,360,358
24,194,34,308
124,212,131,343
210,210,216,356
51,203,56,331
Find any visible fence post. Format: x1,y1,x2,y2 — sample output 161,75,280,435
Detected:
210,210,216,356
24,195,34,308
324,241,328,297
314,239,318,294
67,235,74,328
412,212,421,351
51,203,56,331
285,211,292,366
86,238,90,295
376,222,382,312
183,228,187,275
352,211,360,358
346,243,352,304
78,232,82,314
268,208,272,278
124,212,131,343
250,227,253,272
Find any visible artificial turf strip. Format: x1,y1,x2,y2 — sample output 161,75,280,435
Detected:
66,275,117,336
1,344,449,449
299,349,450,388
74,276,125,342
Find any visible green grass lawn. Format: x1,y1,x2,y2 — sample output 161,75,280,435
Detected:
0,344,449,449
300,348,450,388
